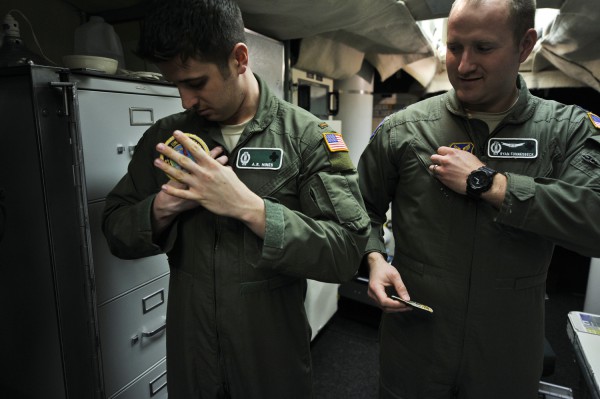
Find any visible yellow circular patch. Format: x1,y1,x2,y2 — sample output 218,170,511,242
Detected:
160,133,209,180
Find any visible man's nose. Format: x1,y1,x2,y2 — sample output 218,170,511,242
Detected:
458,49,477,75
179,88,198,110
457,49,477,75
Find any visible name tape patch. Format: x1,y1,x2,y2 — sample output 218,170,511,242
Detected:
488,138,538,159
236,148,283,170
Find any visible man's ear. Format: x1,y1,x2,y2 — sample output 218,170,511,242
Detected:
231,43,249,73
519,28,538,63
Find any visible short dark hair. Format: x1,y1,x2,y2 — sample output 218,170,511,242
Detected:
137,0,246,71
509,0,536,45
449,0,536,44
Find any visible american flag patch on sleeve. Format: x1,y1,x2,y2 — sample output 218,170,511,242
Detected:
322,132,349,152
588,112,600,130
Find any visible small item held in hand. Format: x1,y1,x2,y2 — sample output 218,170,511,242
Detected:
390,295,434,313
160,133,209,180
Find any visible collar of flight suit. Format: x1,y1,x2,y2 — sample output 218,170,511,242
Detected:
444,74,540,127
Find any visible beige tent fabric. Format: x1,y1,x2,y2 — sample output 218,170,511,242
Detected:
294,35,364,80
533,0,600,91
239,0,434,81
238,0,599,90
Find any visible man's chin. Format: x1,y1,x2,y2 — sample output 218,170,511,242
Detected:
455,90,480,107
197,109,217,120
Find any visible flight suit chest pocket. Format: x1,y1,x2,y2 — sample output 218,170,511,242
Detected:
233,147,301,201
408,136,447,184
572,136,600,179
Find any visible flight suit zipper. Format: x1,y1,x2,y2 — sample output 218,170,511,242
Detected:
212,216,230,394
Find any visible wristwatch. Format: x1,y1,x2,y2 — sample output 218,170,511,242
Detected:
466,166,497,199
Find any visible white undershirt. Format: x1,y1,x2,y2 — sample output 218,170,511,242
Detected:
219,120,251,152
466,91,520,133
467,109,510,132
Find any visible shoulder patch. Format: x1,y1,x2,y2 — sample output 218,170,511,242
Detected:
322,132,349,152
319,122,329,129
370,117,388,141
588,112,600,130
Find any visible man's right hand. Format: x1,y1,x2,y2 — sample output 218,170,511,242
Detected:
151,144,229,236
367,252,412,313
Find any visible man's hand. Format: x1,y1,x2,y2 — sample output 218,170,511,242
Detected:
151,139,229,236
367,252,412,313
429,146,483,194
154,130,266,238
429,146,506,208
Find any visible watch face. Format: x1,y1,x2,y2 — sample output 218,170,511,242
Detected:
469,170,491,189
467,166,497,198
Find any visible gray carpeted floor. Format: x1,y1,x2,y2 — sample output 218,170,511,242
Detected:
311,300,380,399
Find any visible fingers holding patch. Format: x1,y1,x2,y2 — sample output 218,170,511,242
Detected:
158,131,210,180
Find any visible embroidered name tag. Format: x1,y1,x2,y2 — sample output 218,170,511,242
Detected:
236,148,283,170
488,138,538,159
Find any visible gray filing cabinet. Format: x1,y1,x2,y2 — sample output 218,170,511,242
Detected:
76,72,182,398
0,65,181,398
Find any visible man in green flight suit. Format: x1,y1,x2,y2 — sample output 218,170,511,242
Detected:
358,0,600,398
102,0,370,397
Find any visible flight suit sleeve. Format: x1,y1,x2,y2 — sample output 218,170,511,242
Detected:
253,129,371,283
357,119,400,257
495,116,600,257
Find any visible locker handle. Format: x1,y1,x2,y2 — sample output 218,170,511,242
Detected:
142,322,166,338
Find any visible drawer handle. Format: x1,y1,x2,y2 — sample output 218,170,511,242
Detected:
142,289,165,314
142,322,167,338
130,107,155,126
149,370,167,396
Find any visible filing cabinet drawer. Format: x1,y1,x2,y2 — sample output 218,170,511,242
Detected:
98,275,169,397
113,359,167,399
78,90,183,201
88,201,170,304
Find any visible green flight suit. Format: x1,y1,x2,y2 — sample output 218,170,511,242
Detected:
358,76,600,399
103,75,370,398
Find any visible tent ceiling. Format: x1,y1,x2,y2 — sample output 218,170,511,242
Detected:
71,0,597,90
